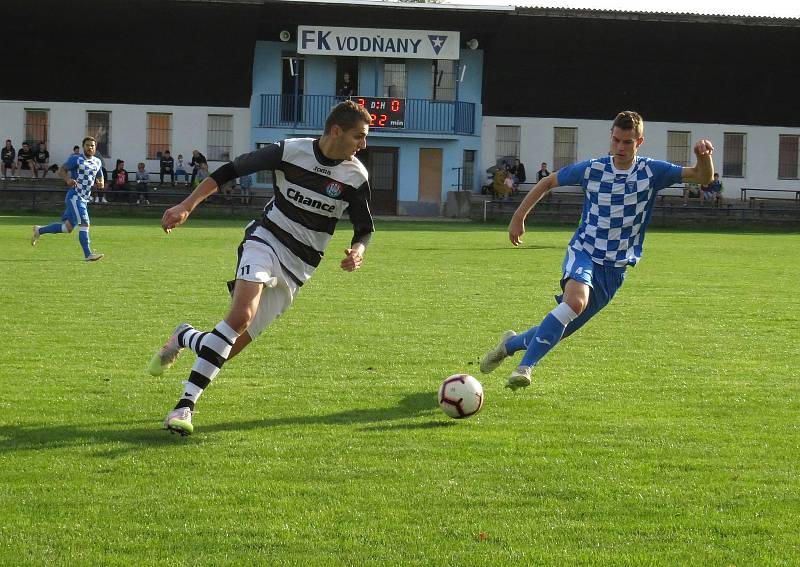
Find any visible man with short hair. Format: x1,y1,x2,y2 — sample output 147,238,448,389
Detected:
35,141,50,178
31,137,105,261
150,100,375,436
1,140,14,178
159,150,175,185
15,142,37,178
480,111,715,390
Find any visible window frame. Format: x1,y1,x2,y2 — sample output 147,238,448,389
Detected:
553,126,578,170
207,114,234,161
146,112,173,160
86,110,112,158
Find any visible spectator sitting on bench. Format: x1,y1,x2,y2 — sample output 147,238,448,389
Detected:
110,159,129,203
160,150,175,186
493,163,513,200
35,141,50,178
1,140,14,178
706,173,723,207
682,182,700,207
174,154,189,187
194,161,209,188
135,162,150,204
15,142,37,178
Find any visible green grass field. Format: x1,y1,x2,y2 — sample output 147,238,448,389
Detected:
1,214,798,566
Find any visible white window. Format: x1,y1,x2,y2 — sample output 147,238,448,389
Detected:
25,109,49,146
722,132,746,178
383,62,407,98
146,113,172,159
208,115,233,161
87,111,111,158
553,127,577,170
667,131,691,166
431,60,456,101
495,126,520,164
778,135,799,179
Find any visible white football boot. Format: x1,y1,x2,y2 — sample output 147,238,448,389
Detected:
506,365,532,391
479,330,516,374
164,407,193,436
148,323,192,376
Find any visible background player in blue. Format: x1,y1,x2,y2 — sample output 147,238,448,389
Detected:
480,111,715,390
31,137,105,261
149,101,375,436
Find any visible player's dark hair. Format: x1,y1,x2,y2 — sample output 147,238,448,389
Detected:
82,136,96,145
612,111,644,137
324,100,372,134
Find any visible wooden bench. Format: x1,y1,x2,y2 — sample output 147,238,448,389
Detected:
740,187,800,203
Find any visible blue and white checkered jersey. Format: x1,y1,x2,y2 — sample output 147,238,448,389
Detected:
557,156,683,267
63,154,104,203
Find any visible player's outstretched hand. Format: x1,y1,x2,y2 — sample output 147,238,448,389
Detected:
694,139,714,157
340,248,363,272
508,215,525,246
161,204,190,233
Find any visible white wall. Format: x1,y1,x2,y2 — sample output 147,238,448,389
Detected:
481,116,800,199
0,100,250,172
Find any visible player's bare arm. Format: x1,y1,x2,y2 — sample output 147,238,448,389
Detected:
508,172,559,246
59,165,77,187
341,243,366,272
682,139,715,185
161,177,220,233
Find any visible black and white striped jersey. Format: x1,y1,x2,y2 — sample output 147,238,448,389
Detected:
214,137,374,286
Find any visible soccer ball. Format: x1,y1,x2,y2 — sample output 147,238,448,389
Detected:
438,374,484,419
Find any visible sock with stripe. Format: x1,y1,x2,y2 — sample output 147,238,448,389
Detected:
38,222,66,235
78,227,92,257
518,302,578,368
174,321,240,410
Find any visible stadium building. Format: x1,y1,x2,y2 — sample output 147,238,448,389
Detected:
2,0,799,215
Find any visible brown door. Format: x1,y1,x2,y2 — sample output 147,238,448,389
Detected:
418,148,443,210
358,146,398,215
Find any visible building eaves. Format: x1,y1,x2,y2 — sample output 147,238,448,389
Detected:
514,5,800,26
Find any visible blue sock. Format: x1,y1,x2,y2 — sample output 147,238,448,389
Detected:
505,327,538,354
519,303,578,368
39,222,65,235
78,228,92,257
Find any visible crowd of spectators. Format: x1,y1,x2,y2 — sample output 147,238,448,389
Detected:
2,141,255,205
2,139,59,179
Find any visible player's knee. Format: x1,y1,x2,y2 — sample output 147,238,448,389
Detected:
225,309,254,335
563,295,587,315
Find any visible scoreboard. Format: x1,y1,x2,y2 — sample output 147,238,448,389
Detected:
354,96,406,129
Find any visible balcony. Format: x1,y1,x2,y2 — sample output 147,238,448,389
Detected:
258,94,475,136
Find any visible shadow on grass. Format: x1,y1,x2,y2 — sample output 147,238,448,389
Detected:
0,391,447,456
406,245,561,251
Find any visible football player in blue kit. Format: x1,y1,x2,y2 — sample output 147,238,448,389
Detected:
480,111,715,390
31,137,105,261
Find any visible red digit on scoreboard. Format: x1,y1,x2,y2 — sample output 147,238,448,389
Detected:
391,100,400,112
378,114,387,126
370,113,377,126
358,98,366,108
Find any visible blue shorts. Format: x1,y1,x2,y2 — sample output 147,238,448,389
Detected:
61,190,90,227
558,247,626,338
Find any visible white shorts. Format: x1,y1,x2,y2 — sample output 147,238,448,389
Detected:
235,239,298,339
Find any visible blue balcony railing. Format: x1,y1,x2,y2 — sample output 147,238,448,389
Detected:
258,94,475,135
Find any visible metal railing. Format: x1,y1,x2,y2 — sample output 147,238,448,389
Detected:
258,94,475,135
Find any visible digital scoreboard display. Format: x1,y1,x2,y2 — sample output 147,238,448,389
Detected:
355,97,406,129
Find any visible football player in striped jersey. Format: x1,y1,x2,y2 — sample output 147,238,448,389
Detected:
150,101,375,436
